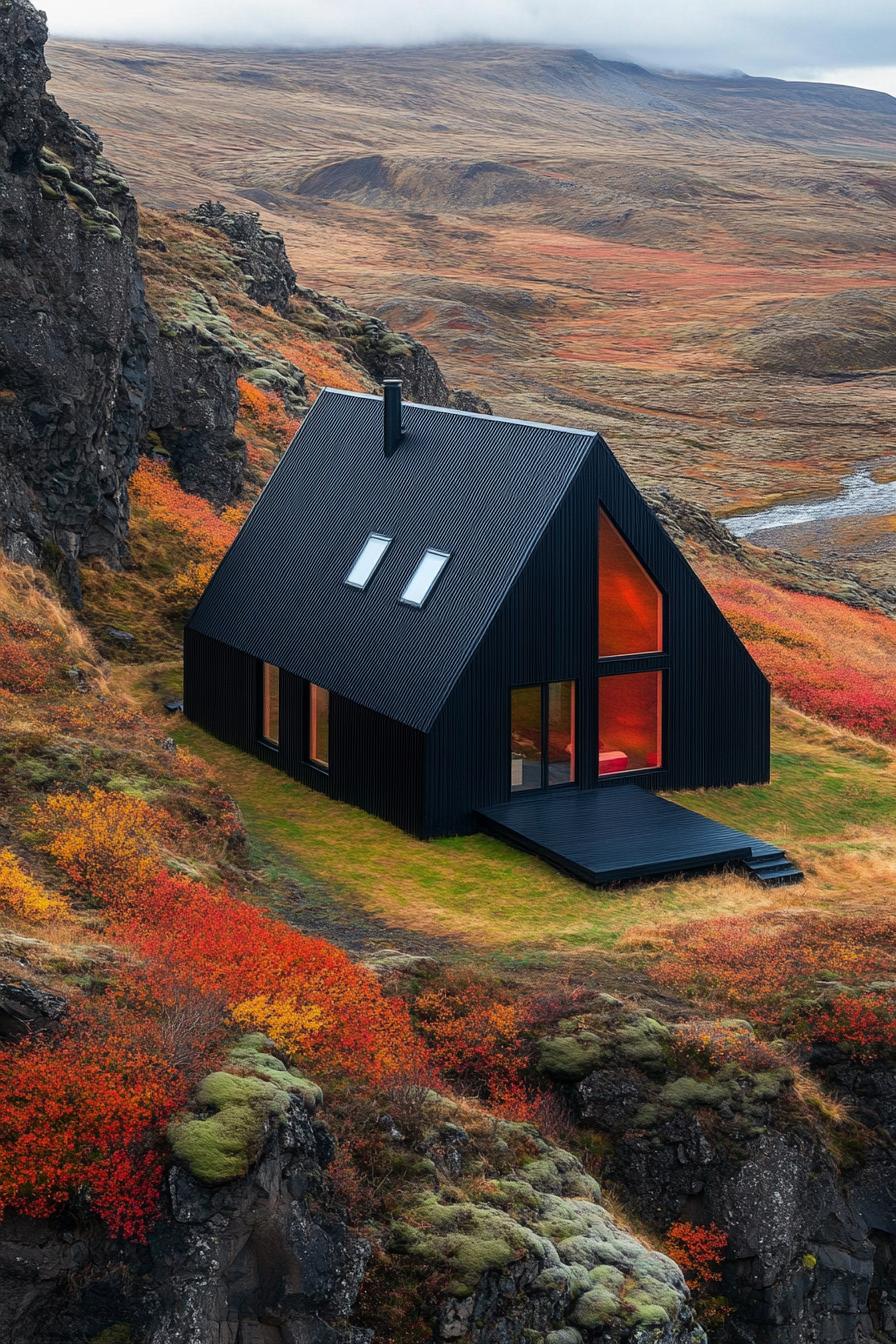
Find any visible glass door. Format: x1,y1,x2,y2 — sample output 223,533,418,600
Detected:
510,682,575,793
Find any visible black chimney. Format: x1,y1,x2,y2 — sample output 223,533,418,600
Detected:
383,380,403,457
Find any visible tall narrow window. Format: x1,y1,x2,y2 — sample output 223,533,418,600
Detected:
598,510,663,657
261,662,280,747
308,683,330,769
598,671,662,775
547,681,576,786
510,685,543,792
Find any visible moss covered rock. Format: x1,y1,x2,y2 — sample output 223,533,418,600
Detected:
167,1035,320,1184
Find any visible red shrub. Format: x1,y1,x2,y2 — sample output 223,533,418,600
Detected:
0,993,200,1239
665,1220,728,1292
812,992,896,1062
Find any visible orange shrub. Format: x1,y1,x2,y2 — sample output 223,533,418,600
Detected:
414,971,531,1109
0,849,70,922
648,912,896,1055
237,378,300,443
161,560,218,621
0,640,50,694
277,339,366,393
32,787,171,908
0,987,215,1239
671,1020,781,1073
131,459,239,562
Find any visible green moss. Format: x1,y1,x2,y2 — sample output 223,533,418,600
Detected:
571,1285,620,1327
168,1035,321,1183
659,1076,731,1109
614,1017,671,1072
802,1252,817,1270
88,1328,132,1344
392,1193,551,1297
536,1032,603,1081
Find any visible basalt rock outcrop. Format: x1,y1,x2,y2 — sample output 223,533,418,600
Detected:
0,0,154,601
188,200,298,315
536,1003,896,1344
0,1081,370,1344
300,289,492,413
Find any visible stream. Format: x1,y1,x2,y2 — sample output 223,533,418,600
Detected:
725,466,896,545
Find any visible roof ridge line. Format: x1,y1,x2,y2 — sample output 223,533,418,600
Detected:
318,386,597,437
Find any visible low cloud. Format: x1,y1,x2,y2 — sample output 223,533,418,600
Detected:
42,0,896,92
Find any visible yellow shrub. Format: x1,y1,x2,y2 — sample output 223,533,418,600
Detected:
232,993,328,1057
0,849,71,922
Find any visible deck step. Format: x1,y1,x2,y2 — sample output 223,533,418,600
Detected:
743,852,804,886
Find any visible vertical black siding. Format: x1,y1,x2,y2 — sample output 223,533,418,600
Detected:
425,438,769,836
184,629,426,835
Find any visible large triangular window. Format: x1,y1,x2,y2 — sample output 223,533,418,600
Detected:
598,510,663,657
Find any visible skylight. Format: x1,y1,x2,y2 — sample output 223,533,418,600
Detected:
400,548,451,607
345,533,392,589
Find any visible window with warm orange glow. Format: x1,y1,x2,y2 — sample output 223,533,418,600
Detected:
598,671,662,775
308,684,329,769
261,663,280,747
511,682,575,791
547,681,575,786
598,510,663,657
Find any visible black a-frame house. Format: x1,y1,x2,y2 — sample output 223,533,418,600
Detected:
185,385,801,886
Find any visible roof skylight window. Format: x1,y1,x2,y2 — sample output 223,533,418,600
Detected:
400,548,451,607
345,533,392,589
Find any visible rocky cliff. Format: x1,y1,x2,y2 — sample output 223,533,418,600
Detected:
0,1075,370,1344
0,0,153,601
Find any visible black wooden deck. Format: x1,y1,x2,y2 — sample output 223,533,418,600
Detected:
477,784,801,886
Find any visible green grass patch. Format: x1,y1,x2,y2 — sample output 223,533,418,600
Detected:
125,667,896,961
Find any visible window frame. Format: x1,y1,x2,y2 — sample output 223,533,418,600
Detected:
306,682,330,772
509,680,577,794
598,506,666,659
596,661,668,782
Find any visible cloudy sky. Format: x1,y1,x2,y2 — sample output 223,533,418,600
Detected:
41,0,896,95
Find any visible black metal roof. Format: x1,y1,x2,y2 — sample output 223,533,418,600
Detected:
188,389,597,731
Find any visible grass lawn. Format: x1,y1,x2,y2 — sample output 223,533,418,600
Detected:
124,664,896,963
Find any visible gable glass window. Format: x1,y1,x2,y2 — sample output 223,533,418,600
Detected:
511,682,575,792
598,671,662,775
308,683,330,769
345,533,392,589
261,662,280,748
598,509,663,657
400,548,451,607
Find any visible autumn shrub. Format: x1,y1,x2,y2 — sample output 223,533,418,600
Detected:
665,1220,728,1292
413,969,533,1111
161,560,218,621
0,991,209,1239
709,572,896,743
812,992,896,1062
665,1221,731,1329
0,848,70,922
645,912,896,1056
237,378,300,442
671,1020,782,1073
130,459,239,562
115,873,425,1084
32,787,171,908
0,640,51,694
